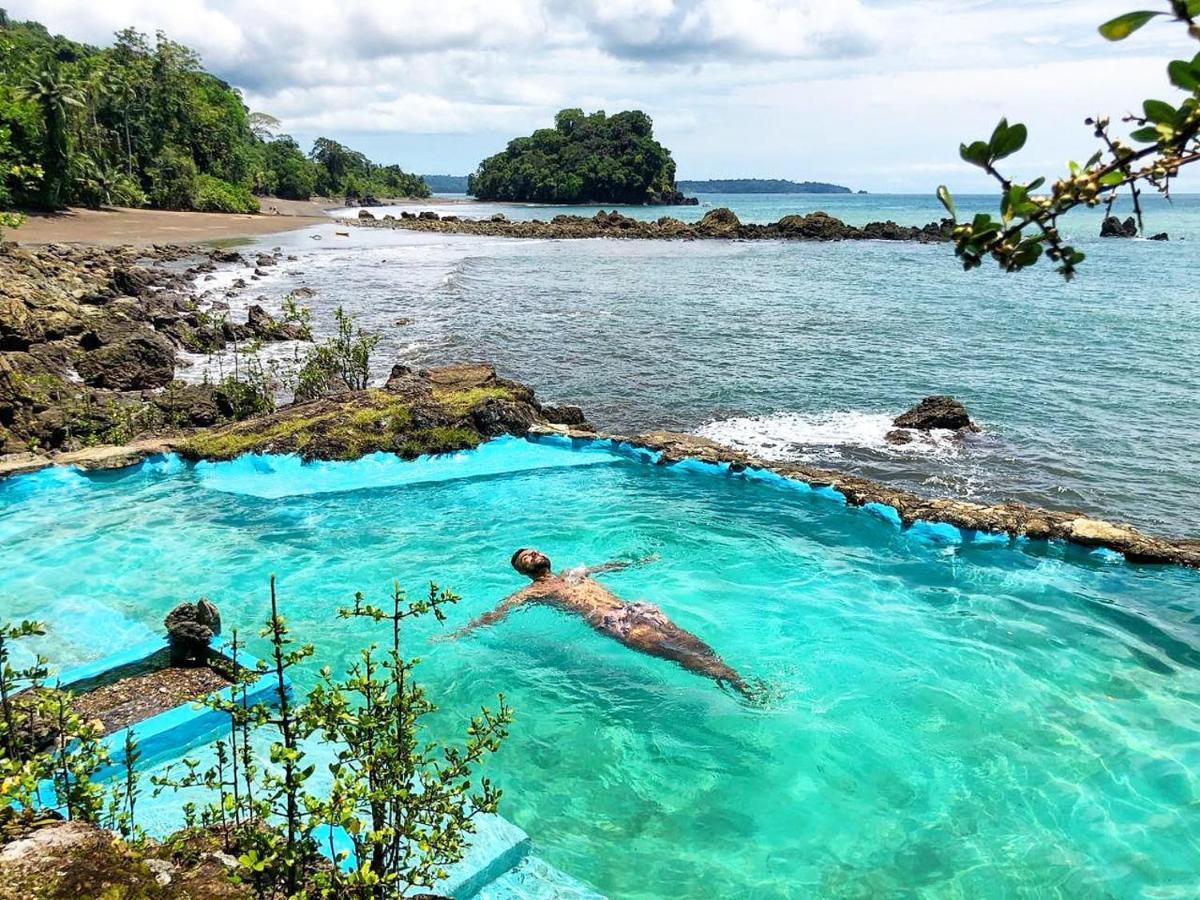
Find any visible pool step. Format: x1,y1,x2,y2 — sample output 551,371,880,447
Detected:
477,855,606,899
44,638,280,789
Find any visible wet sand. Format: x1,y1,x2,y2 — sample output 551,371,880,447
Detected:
9,198,331,246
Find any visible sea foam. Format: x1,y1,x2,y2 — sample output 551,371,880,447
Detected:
694,411,963,461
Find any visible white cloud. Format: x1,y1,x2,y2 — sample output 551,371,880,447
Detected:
7,0,1196,189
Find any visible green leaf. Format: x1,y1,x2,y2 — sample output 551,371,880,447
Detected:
936,185,956,218
1098,170,1125,187
1027,177,1046,192
989,119,1028,160
1098,11,1164,41
1130,126,1162,142
959,140,991,167
1167,59,1200,91
1143,99,1176,124
1189,0,1200,16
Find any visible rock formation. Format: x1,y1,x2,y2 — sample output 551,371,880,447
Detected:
0,244,312,454
886,395,978,445
346,208,954,243
164,599,222,666
179,362,591,462
1100,216,1138,238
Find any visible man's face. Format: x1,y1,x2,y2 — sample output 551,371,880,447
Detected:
513,549,551,577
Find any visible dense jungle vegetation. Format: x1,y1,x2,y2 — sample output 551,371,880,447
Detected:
468,108,687,204
0,11,428,214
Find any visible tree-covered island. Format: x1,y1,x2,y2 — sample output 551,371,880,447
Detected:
467,108,695,205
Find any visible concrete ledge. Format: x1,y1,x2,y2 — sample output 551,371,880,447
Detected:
319,812,531,898
47,637,281,784
527,426,1200,569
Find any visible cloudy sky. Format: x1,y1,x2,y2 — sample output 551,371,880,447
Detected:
10,0,1198,191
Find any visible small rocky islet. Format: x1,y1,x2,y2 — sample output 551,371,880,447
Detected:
350,205,955,243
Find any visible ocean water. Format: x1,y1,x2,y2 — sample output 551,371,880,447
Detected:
2,440,1199,898
195,192,1200,535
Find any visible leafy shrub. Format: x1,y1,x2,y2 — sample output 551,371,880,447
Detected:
152,580,512,897
294,307,379,401
192,173,258,214
148,147,198,210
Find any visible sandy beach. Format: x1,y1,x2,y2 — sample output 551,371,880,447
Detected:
9,197,332,246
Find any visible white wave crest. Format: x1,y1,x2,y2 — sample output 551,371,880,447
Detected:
693,411,964,461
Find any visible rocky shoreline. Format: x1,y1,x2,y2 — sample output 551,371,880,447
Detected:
346,206,954,243
2,241,1198,570
0,242,310,455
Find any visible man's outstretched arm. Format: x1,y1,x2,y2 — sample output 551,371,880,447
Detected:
439,589,530,641
583,553,659,577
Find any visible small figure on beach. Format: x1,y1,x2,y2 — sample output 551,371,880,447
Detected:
445,549,752,698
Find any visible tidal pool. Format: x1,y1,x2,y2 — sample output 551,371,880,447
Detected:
2,437,1198,898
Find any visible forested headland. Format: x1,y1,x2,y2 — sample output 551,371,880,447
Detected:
676,178,852,194
422,174,470,193
0,11,429,214
467,108,693,205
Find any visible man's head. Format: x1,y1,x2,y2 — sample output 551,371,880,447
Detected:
511,548,551,579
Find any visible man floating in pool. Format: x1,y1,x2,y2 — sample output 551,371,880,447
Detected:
444,548,752,698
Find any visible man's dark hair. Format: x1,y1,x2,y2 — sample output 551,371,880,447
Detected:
511,548,532,568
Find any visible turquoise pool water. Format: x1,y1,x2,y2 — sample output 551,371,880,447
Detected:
3,438,1200,898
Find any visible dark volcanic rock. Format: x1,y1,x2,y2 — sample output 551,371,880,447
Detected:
471,398,538,436
211,248,244,264
75,330,175,390
541,404,588,427
774,212,850,240
111,265,155,297
893,395,976,431
164,599,222,666
154,383,223,427
347,206,951,245
1100,216,1138,238
1150,232,1169,241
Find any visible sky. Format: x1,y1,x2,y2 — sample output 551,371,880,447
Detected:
8,0,1199,192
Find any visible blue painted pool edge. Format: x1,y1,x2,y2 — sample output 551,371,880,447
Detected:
526,432,1132,567
42,638,283,791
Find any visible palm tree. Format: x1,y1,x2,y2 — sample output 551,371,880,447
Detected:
17,63,84,209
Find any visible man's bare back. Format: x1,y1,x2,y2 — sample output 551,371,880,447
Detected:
445,548,751,698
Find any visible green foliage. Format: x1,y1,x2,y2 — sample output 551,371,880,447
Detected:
192,173,258,213
675,178,851,194
310,137,429,201
154,577,512,897
0,14,427,211
295,307,380,401
0,209,23,239
942,2,1200,278
0,619,140,833
211,339,280,420
468,108,682,204
148,145,198,208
